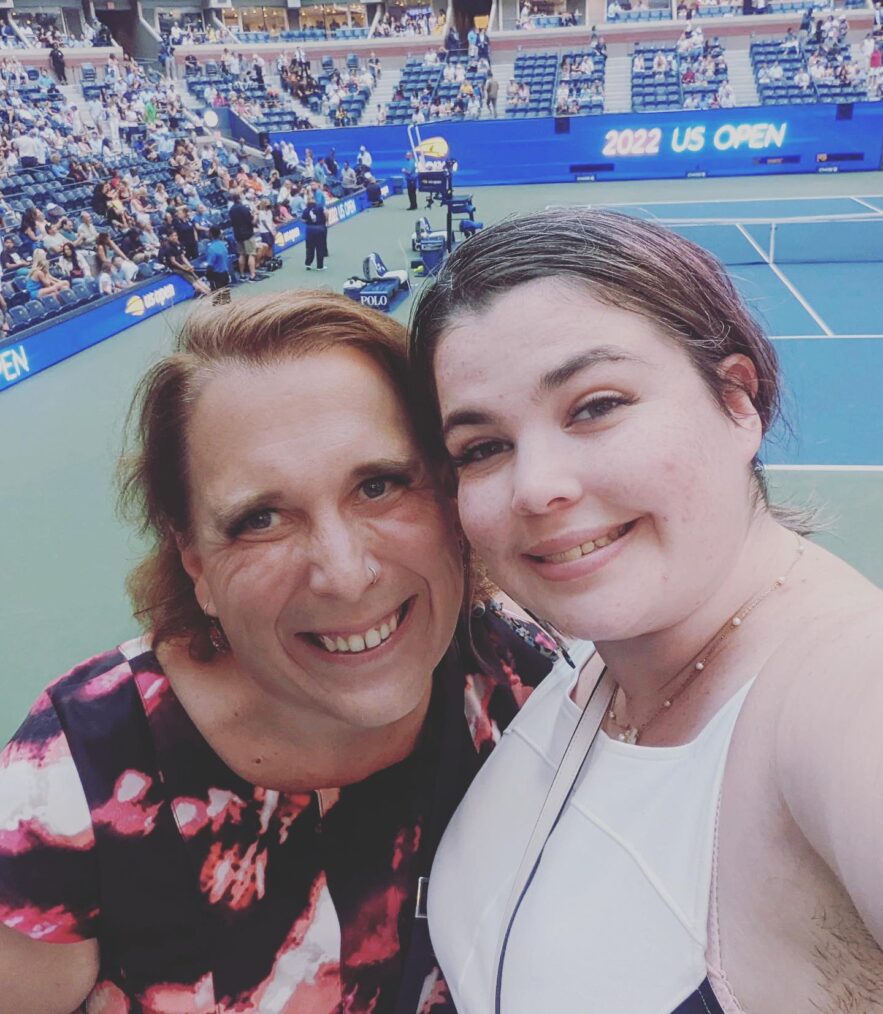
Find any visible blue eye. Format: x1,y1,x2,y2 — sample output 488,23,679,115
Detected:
244,509,275,530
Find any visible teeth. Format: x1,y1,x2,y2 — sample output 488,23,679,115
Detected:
313,606,404,655
542,524,629,564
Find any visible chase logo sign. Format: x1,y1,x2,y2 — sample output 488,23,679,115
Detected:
416,136,449,159
124,283,177,318
125,294,146,317
275,225,302,249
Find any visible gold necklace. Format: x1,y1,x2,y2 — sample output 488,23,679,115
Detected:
607,537,806,745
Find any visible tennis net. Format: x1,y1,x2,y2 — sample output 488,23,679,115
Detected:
649,212,883,266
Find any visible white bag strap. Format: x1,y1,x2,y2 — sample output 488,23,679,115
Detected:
493,651,615,1013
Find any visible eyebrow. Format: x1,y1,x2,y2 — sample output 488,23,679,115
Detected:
442,345,643,438
539,346,643,392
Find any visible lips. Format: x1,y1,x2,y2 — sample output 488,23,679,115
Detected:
302,599,412,655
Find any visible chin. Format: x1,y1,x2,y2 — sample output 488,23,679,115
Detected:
332,678,430,731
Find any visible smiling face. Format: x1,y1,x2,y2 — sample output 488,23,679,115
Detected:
434,279,762,643
180,347,464,732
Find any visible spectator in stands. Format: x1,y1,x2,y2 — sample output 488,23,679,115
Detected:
92,233,127,278
229,189,260,283
75,211,99,251
718,81,736,107
794,67,811,90
159,227,210,295
15,130,40,169
111,254,138,290
653,50,668,79
769,59,784,81
26,248,69,299
19,208,45,255
41,221,69,256
1,236,29,274
341,161,359,194
782,28,800,54
174,206,200,262
256,199,276,247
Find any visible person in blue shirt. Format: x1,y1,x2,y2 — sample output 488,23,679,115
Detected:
204,225,231,296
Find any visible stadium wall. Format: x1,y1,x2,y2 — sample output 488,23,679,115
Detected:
269,102,883,184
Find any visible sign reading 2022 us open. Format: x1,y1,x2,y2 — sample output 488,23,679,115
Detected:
600,121,788,158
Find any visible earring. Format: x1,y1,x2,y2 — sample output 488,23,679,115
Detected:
203,600,230,654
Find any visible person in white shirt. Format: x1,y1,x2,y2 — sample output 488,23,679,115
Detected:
409,207,883,1014
357,145,373,169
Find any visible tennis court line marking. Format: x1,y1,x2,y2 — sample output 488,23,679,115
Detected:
734,225,833,337
766,465,883,472
848,196,883,215
574,195,883,209
770,334,883,340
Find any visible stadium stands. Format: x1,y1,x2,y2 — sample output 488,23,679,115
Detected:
555,47,608,115
507,51,557,116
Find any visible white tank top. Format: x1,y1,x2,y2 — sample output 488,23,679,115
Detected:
428,641,754,1014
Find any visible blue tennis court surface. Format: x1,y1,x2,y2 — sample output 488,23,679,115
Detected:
591,196,882,469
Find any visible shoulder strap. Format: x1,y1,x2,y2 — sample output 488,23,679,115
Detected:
493,652,615,1014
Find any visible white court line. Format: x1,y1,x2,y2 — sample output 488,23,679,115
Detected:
767,464,883,472
848,196,883,215
572,194,883,209
770,333,883,340
734,224,833,337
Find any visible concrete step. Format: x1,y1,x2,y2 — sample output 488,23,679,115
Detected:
727,47,760,106
604,53,632,113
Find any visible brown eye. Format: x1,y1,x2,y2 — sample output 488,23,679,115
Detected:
361,478,390,499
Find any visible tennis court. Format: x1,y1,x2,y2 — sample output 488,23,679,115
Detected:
1,172,880,742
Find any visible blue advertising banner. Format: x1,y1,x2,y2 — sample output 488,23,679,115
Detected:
270,102,883,185
0,274,195,394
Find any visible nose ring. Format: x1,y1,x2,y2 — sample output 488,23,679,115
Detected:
368,564,378,586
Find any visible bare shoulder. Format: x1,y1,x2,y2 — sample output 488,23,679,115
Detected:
0,923,98,1014
755,540,882,709
755,545,883,943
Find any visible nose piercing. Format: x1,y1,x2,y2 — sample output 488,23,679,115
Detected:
368,565,378,585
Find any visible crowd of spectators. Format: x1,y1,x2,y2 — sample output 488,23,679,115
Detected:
0,35,389,334
518,3,582,29
554,36,607,114
375,9,446,38
392,48,493,123
633,27,732,109
755,11,870,98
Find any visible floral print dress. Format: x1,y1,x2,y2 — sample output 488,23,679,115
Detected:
0,606,555,1012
